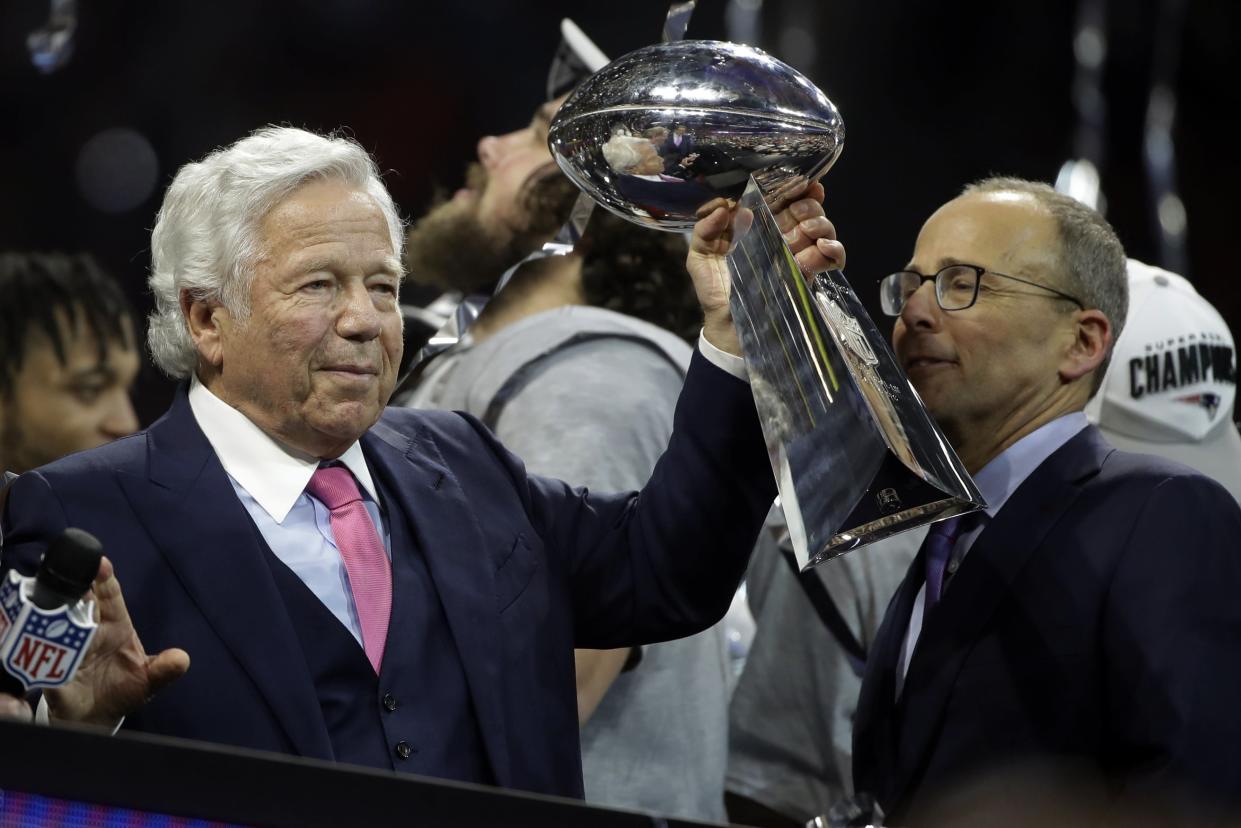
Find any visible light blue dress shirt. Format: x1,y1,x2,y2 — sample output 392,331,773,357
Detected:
896,411,1090,694
229,479,389,647
185,377,391,647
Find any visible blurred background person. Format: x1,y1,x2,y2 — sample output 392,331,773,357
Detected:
1085,258,1240,504
1,251,137,720
396,25,731,822
0,252,139,473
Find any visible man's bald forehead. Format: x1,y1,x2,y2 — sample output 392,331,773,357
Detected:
924,190,1061,277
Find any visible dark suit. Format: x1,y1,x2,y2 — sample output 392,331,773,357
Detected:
853,426,1241,822
658,132,696,176
0,351,775,798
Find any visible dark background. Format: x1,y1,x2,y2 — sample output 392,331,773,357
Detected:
2,0,1236,424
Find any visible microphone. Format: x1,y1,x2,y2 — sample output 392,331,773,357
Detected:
0,529,103,696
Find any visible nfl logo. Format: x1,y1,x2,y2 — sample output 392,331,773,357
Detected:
0,578,97,691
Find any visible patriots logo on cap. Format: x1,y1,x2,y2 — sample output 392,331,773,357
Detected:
1173,392,1221,418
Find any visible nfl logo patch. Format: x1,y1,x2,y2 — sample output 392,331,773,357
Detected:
0,579,97,690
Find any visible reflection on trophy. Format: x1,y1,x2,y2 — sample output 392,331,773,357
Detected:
549,39,984,568
549,40,844,231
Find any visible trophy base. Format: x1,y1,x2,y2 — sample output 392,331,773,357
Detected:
817,498,976,565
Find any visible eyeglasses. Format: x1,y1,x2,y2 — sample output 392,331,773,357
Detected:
878,264,1085,317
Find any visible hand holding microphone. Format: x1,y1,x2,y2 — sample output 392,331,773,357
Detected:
45,554,190,728
1,528,189,728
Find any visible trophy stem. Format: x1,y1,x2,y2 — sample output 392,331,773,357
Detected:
726,177,985,568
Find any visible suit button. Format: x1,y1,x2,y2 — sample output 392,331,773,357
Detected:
395,741,412,760
382,693,398,712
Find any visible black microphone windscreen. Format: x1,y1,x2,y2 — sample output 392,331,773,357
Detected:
36,528,103,606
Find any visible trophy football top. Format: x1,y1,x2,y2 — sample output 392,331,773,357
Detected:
549,39,845,232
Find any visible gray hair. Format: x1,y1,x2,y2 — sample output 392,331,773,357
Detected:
147,126,404,378
601,135,653,175
962,176,1128,390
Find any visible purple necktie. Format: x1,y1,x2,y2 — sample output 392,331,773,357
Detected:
307,465,392,673
924,516,968,611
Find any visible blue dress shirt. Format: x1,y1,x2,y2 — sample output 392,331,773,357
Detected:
230,480,389,646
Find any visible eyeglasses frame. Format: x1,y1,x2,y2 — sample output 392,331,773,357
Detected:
879,264,1085,316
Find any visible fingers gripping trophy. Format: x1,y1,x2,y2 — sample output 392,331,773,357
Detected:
548,7,984,570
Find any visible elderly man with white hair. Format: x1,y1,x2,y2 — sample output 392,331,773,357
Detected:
0,125,844,798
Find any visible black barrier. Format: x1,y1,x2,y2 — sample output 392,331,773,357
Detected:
0,719,718,827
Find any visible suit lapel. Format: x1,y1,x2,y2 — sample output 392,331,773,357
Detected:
362,418,513,788
889,427,1112,806
117,390,333,760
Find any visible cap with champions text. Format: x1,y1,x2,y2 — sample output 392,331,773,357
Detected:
1086,259,1241,505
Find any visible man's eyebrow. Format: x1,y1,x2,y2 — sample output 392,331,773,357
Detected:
293,255,338,274
293,255,402,276
378,256,404,280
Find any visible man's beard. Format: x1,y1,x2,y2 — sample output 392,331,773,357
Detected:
403,163,577,295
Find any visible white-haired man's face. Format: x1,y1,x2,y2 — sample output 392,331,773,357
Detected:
191,178,403,458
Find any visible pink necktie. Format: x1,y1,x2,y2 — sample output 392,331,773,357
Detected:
306,465,391,673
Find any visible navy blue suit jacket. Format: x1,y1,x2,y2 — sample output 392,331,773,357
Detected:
853,426,1241,822
0,351,775,798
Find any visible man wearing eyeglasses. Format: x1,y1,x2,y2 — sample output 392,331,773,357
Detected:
851,177,1241,824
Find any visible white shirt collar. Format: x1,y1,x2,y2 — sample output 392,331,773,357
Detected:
973,412,1090,518
187,375,379,524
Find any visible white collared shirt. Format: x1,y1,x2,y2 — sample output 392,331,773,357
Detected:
187,377,388,644
895,412,1089,696
698,331,748,380
187,376,380,522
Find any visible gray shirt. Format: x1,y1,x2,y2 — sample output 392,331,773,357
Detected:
727,529,921,822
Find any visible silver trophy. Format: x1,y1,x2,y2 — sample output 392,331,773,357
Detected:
549,39,984,568
548,40,843,231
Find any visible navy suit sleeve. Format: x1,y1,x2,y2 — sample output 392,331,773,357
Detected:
0,471,70,578
1102,472,1241,807
467,350,776,649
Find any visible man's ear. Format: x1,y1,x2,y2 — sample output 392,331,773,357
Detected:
1060,308,1112,384
180,289,231,369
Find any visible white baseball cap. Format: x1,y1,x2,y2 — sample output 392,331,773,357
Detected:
1086,259,1241,505
546,19,610,100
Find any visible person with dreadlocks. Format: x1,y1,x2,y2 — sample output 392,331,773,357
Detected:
0,252,139,474
0,251,139,720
